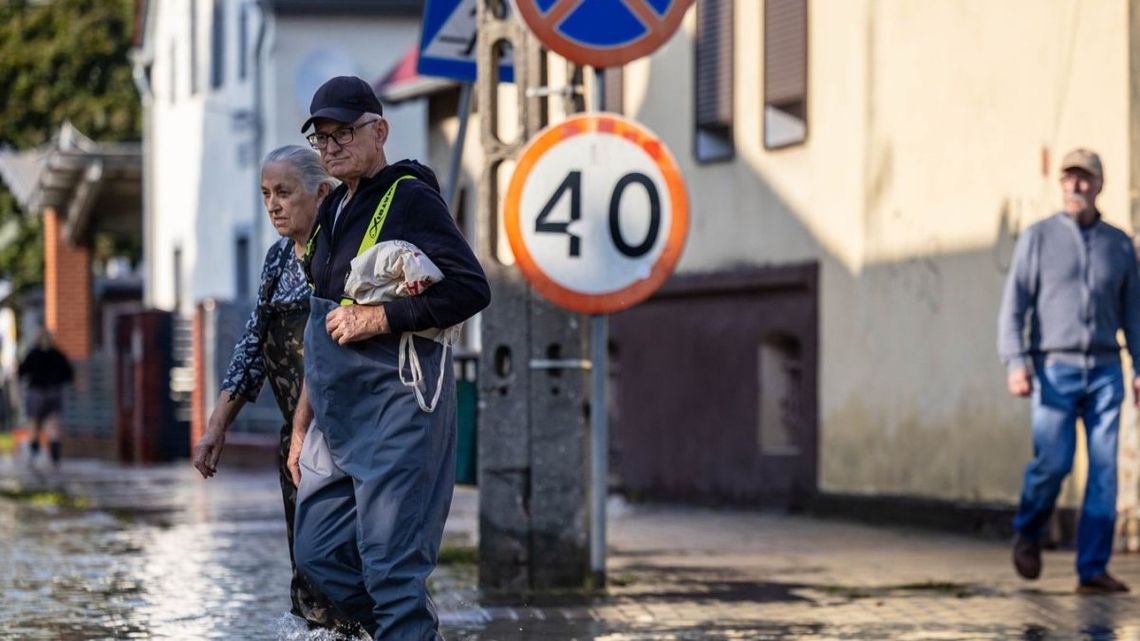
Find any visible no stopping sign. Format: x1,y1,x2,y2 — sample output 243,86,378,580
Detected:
504,114,689,314
514,0,696,68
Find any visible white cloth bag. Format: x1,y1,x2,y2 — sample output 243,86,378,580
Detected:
344,240,460,413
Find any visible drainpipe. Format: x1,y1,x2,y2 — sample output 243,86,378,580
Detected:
251,0,271,261
130,17,156,306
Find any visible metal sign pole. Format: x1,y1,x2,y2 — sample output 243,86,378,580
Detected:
501,1,691,589
446,83,473,210
589,66,607,587
590,312,608,586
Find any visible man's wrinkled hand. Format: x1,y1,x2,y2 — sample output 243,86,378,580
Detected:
1007,367,1032,398
325,305,388,345
287,428,305,487
192,427,226,479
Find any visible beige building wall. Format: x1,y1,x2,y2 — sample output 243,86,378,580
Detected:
619,0,1132,502
418,0,1136,505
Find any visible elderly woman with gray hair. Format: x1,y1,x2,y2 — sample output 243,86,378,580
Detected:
191,145,337,626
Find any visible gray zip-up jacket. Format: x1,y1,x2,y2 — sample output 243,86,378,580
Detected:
998,212,1140,375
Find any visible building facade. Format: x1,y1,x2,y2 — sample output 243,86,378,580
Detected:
406,0,1140,511
134,0,426,314
133,0,429,439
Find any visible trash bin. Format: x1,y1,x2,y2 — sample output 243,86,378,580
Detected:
454,352,478,485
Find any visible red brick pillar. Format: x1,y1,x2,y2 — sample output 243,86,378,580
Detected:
191,303,206,448
43,207,92,359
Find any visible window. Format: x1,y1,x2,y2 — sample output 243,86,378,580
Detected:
190,0,199,94
764,0,807,149
694,0,734,163
234,234,250,300
210,0,225,89
758,334,803,456
238,4,249,80
173,247,184,311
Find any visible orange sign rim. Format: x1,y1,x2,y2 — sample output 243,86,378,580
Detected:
514,0,696,68
504,113,689,315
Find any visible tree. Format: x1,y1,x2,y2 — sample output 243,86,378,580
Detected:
0,0,140,297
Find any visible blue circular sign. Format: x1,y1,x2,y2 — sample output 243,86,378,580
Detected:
516,0,695,68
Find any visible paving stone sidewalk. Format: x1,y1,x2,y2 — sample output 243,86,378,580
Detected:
442,495,1140,640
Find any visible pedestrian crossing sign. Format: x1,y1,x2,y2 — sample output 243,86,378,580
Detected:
418,0,515,83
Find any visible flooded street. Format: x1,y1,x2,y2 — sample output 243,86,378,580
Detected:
0,462,306,640
8,459,1140,640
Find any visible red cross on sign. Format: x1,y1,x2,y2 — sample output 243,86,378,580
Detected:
514,0,696,68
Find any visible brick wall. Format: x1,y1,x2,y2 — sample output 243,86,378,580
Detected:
43,206,92,359
192,303,205,448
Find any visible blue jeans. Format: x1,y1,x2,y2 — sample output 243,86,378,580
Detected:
1013,359,1124,581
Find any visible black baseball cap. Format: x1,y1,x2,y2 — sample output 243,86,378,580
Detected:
300,76,384,133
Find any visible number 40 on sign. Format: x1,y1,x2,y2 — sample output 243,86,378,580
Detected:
504,114,689,315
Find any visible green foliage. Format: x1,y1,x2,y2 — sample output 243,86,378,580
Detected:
0,0,140,297
0,0,140,146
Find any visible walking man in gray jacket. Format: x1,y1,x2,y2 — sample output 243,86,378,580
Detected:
998,148,1140,593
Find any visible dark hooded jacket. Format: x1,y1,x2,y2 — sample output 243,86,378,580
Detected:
305,160,490,333
19,346,73,388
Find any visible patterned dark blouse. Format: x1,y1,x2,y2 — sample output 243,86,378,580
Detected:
221,238,311,402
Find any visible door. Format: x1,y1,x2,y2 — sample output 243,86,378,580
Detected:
608,265,819,507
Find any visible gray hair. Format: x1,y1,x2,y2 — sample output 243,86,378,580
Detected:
262,145,338,194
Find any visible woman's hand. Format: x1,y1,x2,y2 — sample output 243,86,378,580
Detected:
192,423,226,479
194,392,246,479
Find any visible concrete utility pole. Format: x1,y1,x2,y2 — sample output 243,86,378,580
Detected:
474,0,593,590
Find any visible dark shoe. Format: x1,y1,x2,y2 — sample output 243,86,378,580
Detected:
1012,533,1042,580
1077,573,1130,594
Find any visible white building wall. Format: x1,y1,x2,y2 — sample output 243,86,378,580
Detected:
147,0,208,313
265,16,426,250
144,3,427,314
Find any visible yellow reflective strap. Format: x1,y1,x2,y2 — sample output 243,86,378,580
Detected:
303,224,321,289
306,225,320,257
356,175,416,259
338,175,417,306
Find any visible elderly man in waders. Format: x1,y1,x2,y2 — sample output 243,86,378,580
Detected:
288,76,490,640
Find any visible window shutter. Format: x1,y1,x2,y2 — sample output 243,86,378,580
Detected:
695,0,733,128
765,0,807,106
210,0,225,89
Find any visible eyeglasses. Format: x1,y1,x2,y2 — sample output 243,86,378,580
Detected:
307,119,379,150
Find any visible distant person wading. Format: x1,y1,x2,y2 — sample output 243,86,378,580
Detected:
18,329,73,467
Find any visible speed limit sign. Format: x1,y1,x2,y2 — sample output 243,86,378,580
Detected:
504,114,689,314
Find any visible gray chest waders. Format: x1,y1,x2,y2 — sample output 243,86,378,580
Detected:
293,177,456,641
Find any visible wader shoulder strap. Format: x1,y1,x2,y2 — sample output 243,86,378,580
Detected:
301,177,418,300
354,175,417,260
339,175,417,306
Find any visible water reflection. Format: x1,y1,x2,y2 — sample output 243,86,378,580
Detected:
0,463,296,640
7,461,1140,641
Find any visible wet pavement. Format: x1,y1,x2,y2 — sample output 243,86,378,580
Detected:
5,457,1140,640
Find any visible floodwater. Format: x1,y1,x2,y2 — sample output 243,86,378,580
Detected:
0,460,595,641
6,459,1140,641
0,462,303,640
